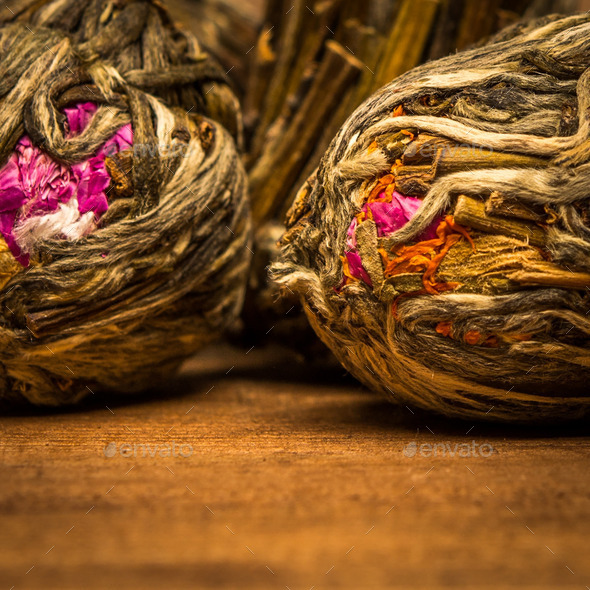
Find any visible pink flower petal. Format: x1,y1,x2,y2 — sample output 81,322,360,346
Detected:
100,123,133,156
345,250,372,287
0,210,28,265
391,191,422,219
367,201,410,236
64,102,98,137
0,155,26,211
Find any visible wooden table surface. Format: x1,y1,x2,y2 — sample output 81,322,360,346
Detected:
0,344,589,590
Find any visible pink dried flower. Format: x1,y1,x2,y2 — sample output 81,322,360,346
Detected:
0,102,133,266
343,190,440,285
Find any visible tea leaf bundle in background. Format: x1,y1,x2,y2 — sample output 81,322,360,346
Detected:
166,0,263,98
0,0,251,405
274,14,590,421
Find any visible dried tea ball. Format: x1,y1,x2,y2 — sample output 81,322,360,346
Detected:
274,15,590,422
0,1,251,405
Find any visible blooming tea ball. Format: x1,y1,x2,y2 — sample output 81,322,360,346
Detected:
0,2,250,404
274,15,590,422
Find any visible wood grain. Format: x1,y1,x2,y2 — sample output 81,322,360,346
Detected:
0,345,589,589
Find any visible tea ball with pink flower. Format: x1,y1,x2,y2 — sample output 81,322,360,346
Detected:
0,1,250,405
274,15,590,423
